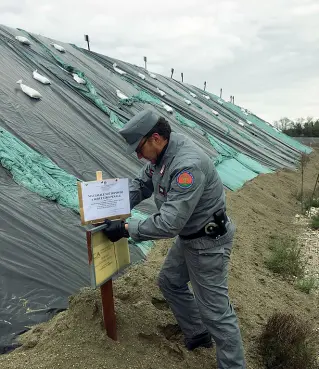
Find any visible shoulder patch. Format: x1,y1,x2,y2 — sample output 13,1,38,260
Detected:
176,170,194,189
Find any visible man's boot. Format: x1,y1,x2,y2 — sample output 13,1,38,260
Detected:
184,331,213,351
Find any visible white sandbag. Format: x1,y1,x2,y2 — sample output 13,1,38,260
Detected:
157,87,166,97
15,36,31,45
246,119,252,125
184,98,191,105
113,63,126,75
116,89,128,100
212,109,219,116
32,70,51,85
16,80,41,99
149,73,157,79
202,94,210,100
241,107,249,116
189,91,197,98
72,74,86,84
217,99,224,105
237,120,245,127
161,102,173,113
137,72,146,80
50,43,65,53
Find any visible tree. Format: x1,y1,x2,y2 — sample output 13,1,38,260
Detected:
273,117,294,131
274,117,319,137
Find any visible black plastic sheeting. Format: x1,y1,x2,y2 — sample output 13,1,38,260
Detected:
0,24,310,353
0,163,145,353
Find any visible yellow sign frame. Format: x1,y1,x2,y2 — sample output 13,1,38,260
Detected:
86,223,130,288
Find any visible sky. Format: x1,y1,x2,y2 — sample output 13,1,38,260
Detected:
1,0,318,123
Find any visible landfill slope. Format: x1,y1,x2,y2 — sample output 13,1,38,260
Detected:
1,149,318,369
0,23,314,355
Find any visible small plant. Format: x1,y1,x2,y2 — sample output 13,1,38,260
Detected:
296,276,318,294
304,197,319,212
310,214,319,230
259,312,318,369
265,236,304,278
300,154,310,213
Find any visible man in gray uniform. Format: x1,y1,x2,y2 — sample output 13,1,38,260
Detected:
103,109,246,369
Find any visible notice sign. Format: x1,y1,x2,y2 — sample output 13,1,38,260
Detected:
87,224,130,288
78,178,130,225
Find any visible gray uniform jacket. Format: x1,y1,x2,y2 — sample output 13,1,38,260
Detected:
127,132,227,242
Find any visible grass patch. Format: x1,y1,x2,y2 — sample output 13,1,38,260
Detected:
259,312,318,369
310,214,319,230
294,189,319,214
296,276,318,294
305,197,319,211
265,236,304,279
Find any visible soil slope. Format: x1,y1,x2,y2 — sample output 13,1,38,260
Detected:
1,149,318,369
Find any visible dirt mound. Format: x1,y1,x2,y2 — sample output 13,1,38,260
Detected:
1,149,319,369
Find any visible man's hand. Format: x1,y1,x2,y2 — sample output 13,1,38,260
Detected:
103,219,128,242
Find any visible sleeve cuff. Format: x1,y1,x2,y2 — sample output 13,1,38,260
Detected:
127,218,141,241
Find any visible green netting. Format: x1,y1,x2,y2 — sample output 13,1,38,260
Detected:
0,126,153,254
236,153,273,174
216,158,258,190
120,90,162,107
127,209,154,254
8,30,301,219
175,112,198,129
0,127,79,211
19,29,125,130
175,112,234,159
224,102,312,155
193,87,312,156
206,133,236,158
173,112,273,188
116,87,280,176
77,78,275,190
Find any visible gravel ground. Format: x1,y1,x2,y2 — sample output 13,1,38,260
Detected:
295,207,319,294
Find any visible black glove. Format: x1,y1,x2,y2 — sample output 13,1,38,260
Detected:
103,219,128,243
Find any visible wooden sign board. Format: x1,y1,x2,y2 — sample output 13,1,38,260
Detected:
78,171,131,341
77,177,131,225
86,223,130,288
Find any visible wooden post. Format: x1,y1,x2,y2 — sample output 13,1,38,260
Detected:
96,170,117,341
84,35,90,51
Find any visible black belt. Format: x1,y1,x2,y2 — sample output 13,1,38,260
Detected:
180,210,228,240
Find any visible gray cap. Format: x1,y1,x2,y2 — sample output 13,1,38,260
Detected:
119,109,159,154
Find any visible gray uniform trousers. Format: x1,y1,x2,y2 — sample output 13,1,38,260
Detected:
158,222,246,369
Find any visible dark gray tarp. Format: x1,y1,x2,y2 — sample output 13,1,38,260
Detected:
0,24,311,353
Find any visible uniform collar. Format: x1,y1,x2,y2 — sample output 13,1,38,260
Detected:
155,132,178,167
155,141,169,166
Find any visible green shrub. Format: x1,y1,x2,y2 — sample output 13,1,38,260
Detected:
259,312,318,369
265,236,304,278
310,214,319,230
296,276,318,294
294,188,319,213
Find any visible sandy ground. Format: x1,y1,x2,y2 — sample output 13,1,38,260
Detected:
1,149,318,369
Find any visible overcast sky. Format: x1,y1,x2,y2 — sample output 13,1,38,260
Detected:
1,0,318,123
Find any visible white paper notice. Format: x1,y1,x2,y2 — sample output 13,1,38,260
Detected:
80,178,130,222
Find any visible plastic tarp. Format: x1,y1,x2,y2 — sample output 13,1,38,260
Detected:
0,24,312,353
